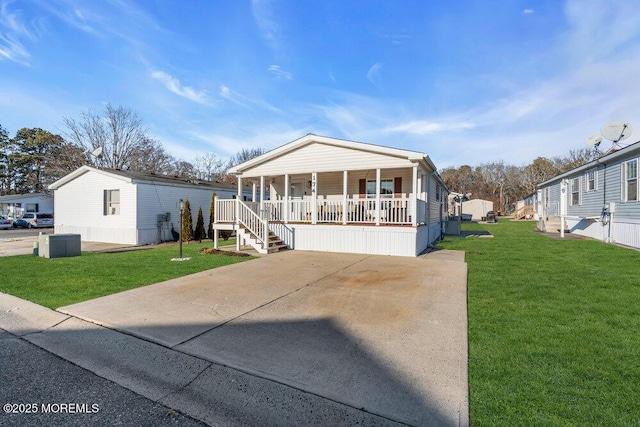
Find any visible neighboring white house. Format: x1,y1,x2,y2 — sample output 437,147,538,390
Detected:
49,166,253,245
461,199,493,221
212,134,449,257
0,193,54,219
537,140,640,249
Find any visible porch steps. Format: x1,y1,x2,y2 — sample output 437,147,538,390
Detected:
237,227,290,254
539,217,570,234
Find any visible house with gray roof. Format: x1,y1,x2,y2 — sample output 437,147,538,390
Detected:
49,166,253,245
537,140,640,249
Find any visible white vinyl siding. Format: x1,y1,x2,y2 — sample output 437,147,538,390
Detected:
240,142,414,176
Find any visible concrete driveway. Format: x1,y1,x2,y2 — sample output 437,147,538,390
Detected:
59,250,468,426
0,230,140,257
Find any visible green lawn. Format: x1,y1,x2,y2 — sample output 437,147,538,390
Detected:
438,220,639,426
1,239,253,309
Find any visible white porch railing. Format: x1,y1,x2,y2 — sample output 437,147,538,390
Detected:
545,201,560,217
237,200,268,250
216,198,416,225
215,199,236,223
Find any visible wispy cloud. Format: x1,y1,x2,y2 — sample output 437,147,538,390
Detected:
385,120,475,135
523,9,534,15
0,0,33,64
151,70,208,104
367,63,383,89
219,84,284,114
218,84,249,107
268,64,292,80
252,0,280,50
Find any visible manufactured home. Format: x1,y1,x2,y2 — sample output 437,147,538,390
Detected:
538,140,640,249
0,193,54,219
212,134,449,256
49,166,252,245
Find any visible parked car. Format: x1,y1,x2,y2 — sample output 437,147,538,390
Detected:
12,218,30,228
0,215,13,230
15,212,54,228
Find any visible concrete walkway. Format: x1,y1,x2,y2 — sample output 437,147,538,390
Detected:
1,250,468,426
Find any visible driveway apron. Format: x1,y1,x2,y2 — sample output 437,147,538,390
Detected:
59,250,468,426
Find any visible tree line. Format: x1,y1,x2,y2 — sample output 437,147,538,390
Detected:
440,148,598,214
0,103,264,195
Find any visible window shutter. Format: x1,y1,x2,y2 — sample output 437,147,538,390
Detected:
394,177,402,198
359,179,366,198
103,190,108,215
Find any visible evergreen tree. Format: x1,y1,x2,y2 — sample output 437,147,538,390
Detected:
207,191,216,239
194,206,206,242
181,199,194,242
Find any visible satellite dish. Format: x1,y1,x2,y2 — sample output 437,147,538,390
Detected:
585,135,602,148
90,146,103,158
601,121,633,143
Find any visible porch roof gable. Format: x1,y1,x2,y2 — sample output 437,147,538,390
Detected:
228,134,438,176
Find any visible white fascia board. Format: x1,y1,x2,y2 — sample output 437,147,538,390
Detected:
48,166,133,190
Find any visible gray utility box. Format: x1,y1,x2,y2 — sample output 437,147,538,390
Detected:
39,234,81,259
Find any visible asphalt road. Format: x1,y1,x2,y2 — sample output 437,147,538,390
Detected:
0,228,45,239
0,329,206,427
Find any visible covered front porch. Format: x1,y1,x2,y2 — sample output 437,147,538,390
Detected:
212,168,435,256
213,134,447,256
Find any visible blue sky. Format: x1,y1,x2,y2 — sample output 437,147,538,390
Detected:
2,0,640,168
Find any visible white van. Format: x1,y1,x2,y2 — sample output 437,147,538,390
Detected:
21,212,54,228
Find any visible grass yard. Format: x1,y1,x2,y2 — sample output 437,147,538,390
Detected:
438,220,639,426
1,239,253,309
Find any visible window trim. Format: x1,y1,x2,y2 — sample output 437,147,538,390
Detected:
624,159,638,202
586,169,597,192
366,179,394,198
104,189,121,215
570,177,581,206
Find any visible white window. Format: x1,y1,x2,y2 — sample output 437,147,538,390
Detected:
586,169,596,191
571,177,580,206
625,159,638,202
366,179,393,198
104,189,120,215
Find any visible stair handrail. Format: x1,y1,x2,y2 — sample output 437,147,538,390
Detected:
237,199,268,250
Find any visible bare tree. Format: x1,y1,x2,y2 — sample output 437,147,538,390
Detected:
128,137,175,175
172,160,196,178
193,152,225,181
227,147,266,168
63,103,149,170
224,147,266,183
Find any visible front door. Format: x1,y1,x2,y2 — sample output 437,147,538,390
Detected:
290,181,305,220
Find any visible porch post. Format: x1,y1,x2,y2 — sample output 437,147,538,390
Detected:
426,174,431,244
343,170,348,225
260,176,265,216
284,174,289,223
236,176,242,251
412,165,418,226
311,172,318,225
375,168,381,226
252,182,257,202
213,193,219,249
